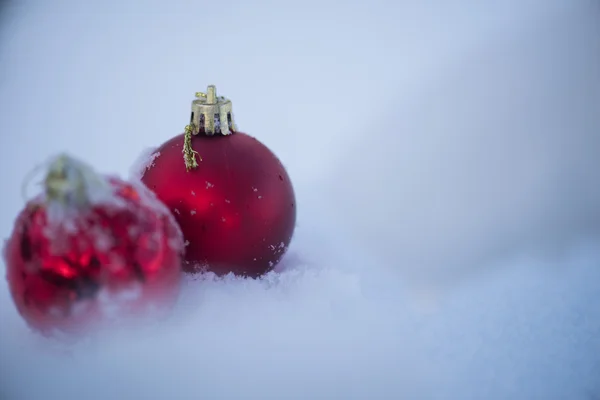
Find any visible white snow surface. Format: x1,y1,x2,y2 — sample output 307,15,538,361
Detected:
1,1,599,399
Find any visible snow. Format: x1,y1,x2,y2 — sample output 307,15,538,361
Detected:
1,0,600,399
130,148,160,181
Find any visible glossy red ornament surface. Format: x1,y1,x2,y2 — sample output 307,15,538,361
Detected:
4,176,184,335
140,132,296,277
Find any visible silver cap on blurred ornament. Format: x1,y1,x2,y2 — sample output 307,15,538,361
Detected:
190,85,236,136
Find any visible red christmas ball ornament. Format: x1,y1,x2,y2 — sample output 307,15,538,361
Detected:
140,85,296,278
4,154,184,335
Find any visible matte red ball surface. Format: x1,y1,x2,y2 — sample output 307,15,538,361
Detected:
4,178,184,335
140,132,296,277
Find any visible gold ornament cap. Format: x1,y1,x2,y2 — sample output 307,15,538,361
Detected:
190,85,237,136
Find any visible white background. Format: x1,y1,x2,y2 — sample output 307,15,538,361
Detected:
1,1,599,399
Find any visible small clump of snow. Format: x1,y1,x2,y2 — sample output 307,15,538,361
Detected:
129,147,160,181
92,226,115,252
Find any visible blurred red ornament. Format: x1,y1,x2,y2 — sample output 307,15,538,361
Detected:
140,85,296,278
4,154,184,335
